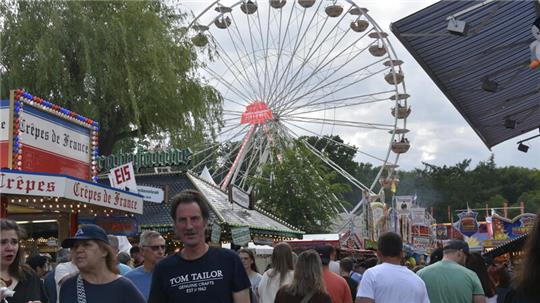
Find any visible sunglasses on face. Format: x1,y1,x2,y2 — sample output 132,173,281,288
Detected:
143,245,166,251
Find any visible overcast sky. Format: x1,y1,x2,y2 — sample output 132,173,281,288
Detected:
181,0,540,171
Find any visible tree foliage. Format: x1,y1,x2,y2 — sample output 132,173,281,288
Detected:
1,0,223,155
252,143,348,233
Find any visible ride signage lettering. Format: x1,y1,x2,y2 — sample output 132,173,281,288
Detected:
241,101,273,125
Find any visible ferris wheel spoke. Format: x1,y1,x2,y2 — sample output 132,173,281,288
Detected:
301,139,372,192
237,132,266,189
204,65,254,102
223,97,250,108
207,28,260,100
279,60,387,113
277,31,375,107
217,123,250,143
280,119,389,164
244,9,265,99
264,0,302,104
224,13,265,99
282,91,394,116
282,116,395,131
269,5,354,107
277,39,380,111
261,3,272,102
266,0,329,106
280,122,373,193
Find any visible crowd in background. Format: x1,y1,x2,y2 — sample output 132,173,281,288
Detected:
1,191,539,303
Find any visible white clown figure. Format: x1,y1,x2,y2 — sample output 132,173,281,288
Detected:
530,17,540,69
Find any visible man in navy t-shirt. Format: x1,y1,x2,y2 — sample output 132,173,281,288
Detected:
148,189,251,303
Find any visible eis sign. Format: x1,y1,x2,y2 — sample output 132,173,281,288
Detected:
1,90,99,181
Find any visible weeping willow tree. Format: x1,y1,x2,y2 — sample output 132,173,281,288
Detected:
0,0,222,155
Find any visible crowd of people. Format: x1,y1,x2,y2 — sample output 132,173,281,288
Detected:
1,189,539,303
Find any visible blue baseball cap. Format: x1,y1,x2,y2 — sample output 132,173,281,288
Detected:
61,224,110,248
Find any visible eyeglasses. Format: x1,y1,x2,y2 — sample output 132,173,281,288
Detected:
143,245,166,251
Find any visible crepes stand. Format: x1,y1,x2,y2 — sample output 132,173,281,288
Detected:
0,89,143,254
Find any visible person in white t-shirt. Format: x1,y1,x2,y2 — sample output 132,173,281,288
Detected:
356,232,430,303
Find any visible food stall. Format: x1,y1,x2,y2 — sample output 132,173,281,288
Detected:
0,89,143,253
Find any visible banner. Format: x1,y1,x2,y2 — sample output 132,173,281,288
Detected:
228,185,250,209
395,196,414,215
0,100,10,169
1,170,143,214
137,185,164,203
231,226,251,246
412,236,431,254
492,213,536,241
457,210,479,237
411,208,426,226
210,223,222,244
371,202,385,226
109,162,138,193
435,224,449,240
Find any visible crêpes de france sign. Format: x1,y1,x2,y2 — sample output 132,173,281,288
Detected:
0,170,143,214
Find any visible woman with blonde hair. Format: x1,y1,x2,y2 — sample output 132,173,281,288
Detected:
275,250,331,303
58,224,145,303
257,242,294,303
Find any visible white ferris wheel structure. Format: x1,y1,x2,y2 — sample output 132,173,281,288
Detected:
184,0,412,215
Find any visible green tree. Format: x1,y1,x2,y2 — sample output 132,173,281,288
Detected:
1,0,222,155
252,143,348,233
302,135,380,208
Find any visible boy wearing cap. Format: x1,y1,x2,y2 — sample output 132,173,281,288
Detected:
417,239,486,303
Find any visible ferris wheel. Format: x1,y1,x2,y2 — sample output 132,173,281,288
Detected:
185,0,411,211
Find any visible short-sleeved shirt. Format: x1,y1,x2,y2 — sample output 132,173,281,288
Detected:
357,262,430,303
124,266,152,299
322,269,352,303
59,275,145,303
417,260,484,303
148,247,251,303
118,263,132,276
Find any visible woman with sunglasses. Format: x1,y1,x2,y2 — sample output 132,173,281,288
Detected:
125,230,166,300
0,219,42,303
58,224,145,303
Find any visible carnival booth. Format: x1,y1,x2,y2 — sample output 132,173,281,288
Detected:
0,89,143,254
95,150,305,252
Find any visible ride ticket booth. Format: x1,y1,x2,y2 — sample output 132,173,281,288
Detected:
0,89,143,254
